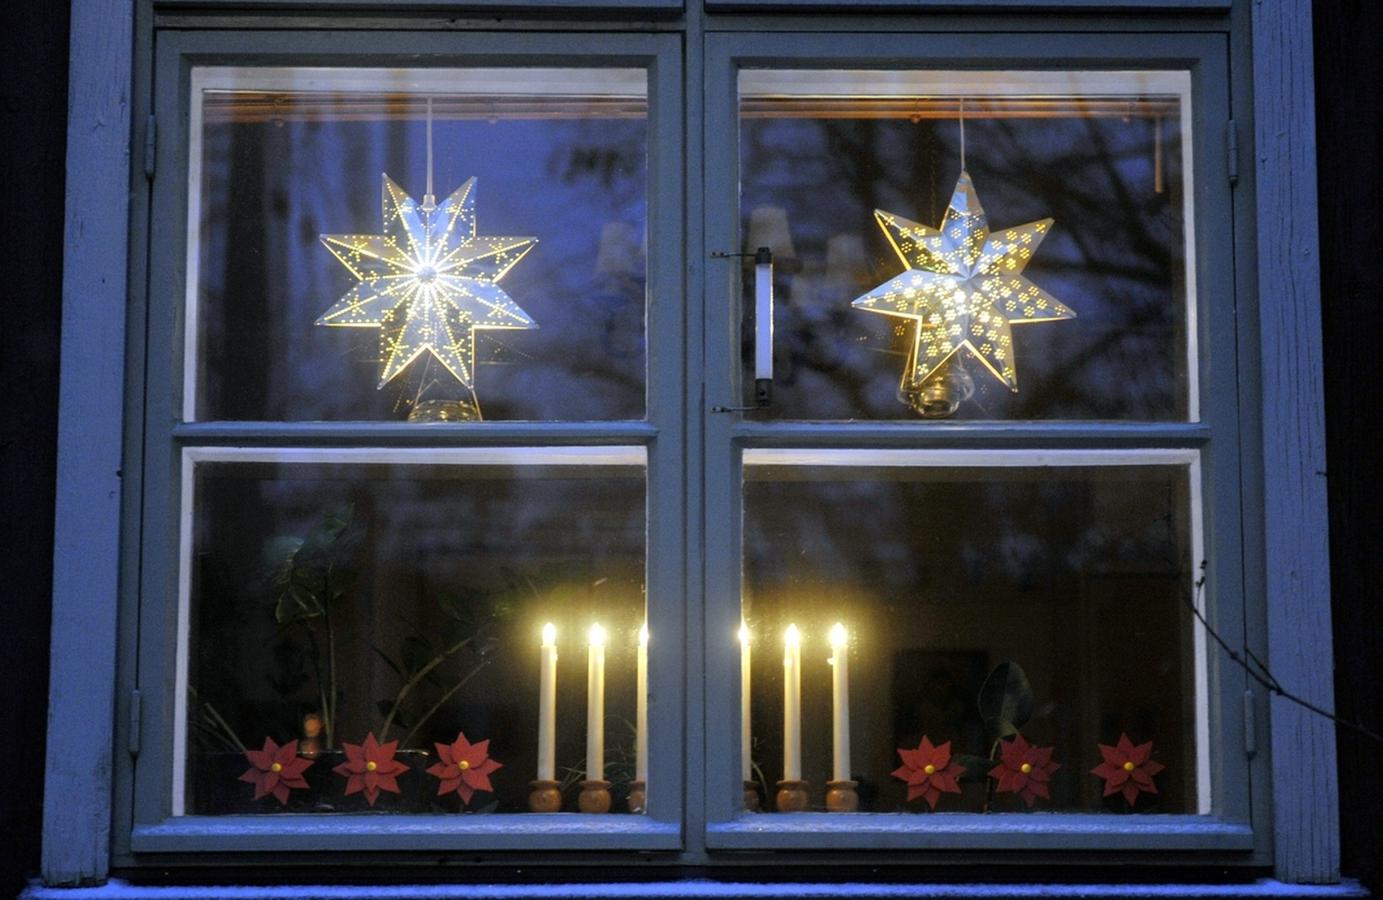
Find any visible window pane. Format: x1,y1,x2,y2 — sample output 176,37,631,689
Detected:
738,71,1194,421
189,68,648,422
741,454,1202,814
180,453,647,815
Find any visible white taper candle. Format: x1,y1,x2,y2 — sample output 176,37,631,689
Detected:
829,622,851,783
538,622,557,782
636,623,649,783
739,622,752,782
783,624,801,782
587,623,607,781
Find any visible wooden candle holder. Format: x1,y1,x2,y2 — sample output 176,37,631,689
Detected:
528,779,562,813
775,779,809,812
743,779,762,812
825,779,859,812
578,779,612,813
627,780,647,813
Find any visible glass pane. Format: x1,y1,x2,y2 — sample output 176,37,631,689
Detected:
181,453,648,816
189,68,648,422
738,71,1194,421
741,455,1202,815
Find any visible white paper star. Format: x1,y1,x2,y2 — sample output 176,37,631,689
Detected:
852,171,1074,392
318,175,537,388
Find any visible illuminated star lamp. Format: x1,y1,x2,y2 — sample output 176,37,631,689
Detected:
318,174,537,420
851,171,1074,415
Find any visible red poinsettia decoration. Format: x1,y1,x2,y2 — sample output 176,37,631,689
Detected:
988,732,1060,808
333,732,409,806
426,731,503,805
239,737,313,806
891,736,964,809
1091,733,1166,807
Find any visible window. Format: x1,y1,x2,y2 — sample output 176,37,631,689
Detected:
93,13,1274,874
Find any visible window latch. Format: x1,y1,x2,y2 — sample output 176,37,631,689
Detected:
128,688,142,757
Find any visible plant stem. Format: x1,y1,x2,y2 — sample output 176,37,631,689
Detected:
399,659,489,749
323,566,337,748
983,737,1000,813
300,623,330,744
380,634,474,740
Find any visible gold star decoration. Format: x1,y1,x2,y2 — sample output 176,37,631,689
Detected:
852,171,1074,393
318,175,537,389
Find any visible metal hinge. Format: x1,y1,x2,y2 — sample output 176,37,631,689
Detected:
128,688,142,757
1243,689,1257,758
1226,119,1239,187
143,114,156,180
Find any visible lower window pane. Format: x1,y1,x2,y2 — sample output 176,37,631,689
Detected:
180,452,646,816
742,454,1202,815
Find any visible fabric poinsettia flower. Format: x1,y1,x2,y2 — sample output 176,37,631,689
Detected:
426,731,503,805
333,732,409,806
239,737,313,806
891,736,965,809
1091,733,1166,807
988,732,1060,808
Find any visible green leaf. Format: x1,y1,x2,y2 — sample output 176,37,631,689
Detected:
371,644,403,677
400,635,433,676
299,504,353,562
951,753,994,782
437,593,469,623
262,535,304,587
977,660,1034,737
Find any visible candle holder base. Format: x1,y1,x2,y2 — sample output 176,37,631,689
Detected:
525,779,558,812
578,779,612,813
825,779,859,812
627,780,646,814
743,779,761,812
528,780,562,813
775,779,809,812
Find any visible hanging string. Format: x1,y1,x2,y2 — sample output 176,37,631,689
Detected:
425,96,435,204
958,96,967,172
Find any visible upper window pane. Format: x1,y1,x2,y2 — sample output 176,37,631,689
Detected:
186,67,649,422
738,71,1196,421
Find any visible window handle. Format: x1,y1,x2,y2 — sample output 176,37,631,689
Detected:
710,247,774,410
752,246,774,407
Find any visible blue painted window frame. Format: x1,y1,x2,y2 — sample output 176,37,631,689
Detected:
41,0,1340,886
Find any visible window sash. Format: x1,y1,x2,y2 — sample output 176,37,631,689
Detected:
698,29,1251,851
130,28,687,854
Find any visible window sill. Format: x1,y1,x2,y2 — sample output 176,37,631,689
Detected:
129,815,680,853
21,878,1370,899
706,814,1253,852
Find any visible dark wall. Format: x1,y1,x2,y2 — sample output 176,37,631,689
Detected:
0,0,69,895
1315,0,1383,894
0,0,1378,892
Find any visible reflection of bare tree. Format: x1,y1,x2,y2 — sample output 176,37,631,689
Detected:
741,108,1186,420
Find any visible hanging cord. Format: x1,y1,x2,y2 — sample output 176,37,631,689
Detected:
958,96,967,172
423,96,436,211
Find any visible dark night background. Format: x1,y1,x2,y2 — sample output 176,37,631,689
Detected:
1,1,1379,894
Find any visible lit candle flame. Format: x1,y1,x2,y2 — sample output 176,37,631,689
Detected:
639,622,649,647
785,623,801,648
830,622,848,648
739,622,750,645
541,622,556,647
589,622,608,648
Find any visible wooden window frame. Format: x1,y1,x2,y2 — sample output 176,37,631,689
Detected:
42,0,1338,888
